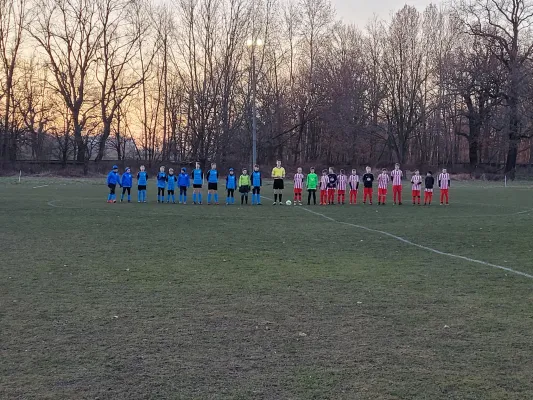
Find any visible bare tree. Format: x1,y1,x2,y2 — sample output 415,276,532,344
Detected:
29,0,103,167
0,0,26,160
453,0,533,178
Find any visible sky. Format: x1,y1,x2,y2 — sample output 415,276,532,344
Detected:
331,0,436,27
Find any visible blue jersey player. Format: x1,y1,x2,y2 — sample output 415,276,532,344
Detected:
206,163,219,205
106,165,121,203
137,165,148,202
120,167,133,203
251,164,262,205
157,166,166,203
178,167,190,204
226,168,237,205
192,162,204,204
166,168,177,203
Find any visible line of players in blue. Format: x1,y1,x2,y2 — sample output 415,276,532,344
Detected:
106,162,263,205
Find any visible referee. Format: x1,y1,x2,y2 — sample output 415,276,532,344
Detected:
271,160,286,205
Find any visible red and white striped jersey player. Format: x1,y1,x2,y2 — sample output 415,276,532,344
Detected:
438,168,450,205
348,169,359,204
390,163,403,205
377,169,390,205
293,168,304,205
410,170,423,205
337,169,347,205
320,170,329,205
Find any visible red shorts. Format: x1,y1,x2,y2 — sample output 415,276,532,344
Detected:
412,190,420,197
378,188,387,196
327,188,335,193
294,188,303,194
363,188,373,195
337,190,346,195
393,185,402,191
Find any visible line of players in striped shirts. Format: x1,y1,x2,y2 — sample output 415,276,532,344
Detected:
291,163,450,206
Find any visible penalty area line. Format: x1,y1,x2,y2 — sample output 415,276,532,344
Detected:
300,206,533,280
33,185,49,189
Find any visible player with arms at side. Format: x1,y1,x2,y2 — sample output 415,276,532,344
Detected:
410,169,423,205
337,169,347,205
293,167,304,206
424,171,435,205
391,163,403,205
348,169,359,205
191,162,204,205
271,160,286,205
120,167,133,203
438,168,450,205
377,168,390,205
362,166,374,205
137,165,148,203
251,165,262,205
306,167,318,205
327,167,338,205
156,166,166,203
320,169,329,205
206,163,219,205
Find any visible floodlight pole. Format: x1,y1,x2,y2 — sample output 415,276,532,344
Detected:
247,39,262,167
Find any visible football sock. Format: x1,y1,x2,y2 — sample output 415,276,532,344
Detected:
208,193,212,203
279,194,283,203
274,194,278,202
198,193,202,203
214,193,219,203
107,193,112,201
127,194,131,202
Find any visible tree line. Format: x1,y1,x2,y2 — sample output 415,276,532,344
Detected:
1,0,533,177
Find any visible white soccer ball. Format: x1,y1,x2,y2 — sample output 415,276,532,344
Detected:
286,200,292,206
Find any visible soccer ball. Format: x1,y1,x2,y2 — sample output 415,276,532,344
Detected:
286,200,292,206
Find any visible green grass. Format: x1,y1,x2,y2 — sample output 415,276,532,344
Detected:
1,177,532,399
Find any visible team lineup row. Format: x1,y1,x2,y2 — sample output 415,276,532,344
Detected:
105,162,452,206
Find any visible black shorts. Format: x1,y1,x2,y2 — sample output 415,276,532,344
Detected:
239,185,250,193
273,179,284,190
122,187,131,194
138,185,146,191
253,187,261,194
168,190,175,195
193,184,202,189
208,183,218,191
108,184,116,194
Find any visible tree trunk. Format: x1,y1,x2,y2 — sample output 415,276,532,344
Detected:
96,122,112,161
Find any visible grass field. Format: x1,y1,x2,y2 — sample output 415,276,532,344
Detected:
1,177,533,400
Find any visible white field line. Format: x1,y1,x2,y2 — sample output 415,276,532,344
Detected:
47,200,61,208
261,195,533,280
33,185,49,189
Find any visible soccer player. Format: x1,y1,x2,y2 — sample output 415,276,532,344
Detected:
439,168,450,205
348,169,359,204
178,167,190,204
251,165,262,205
106,164,121,203
226,168,237,205
293,167,304,206
327,167,337,205
362,166,374,205
337,169,347,205
410,169,423,205
191,162,204,204
137,165,148,203
166,168,177,203
206,163,219,205
120,167,133,203
239,168,251,205
271,160,286,205
306,167,318,205
320,169,329,205
156,166,166,203
391,163,403,205
377,168,390,205
424,171,435,205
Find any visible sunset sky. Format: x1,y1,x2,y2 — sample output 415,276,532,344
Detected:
331,0,436,27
